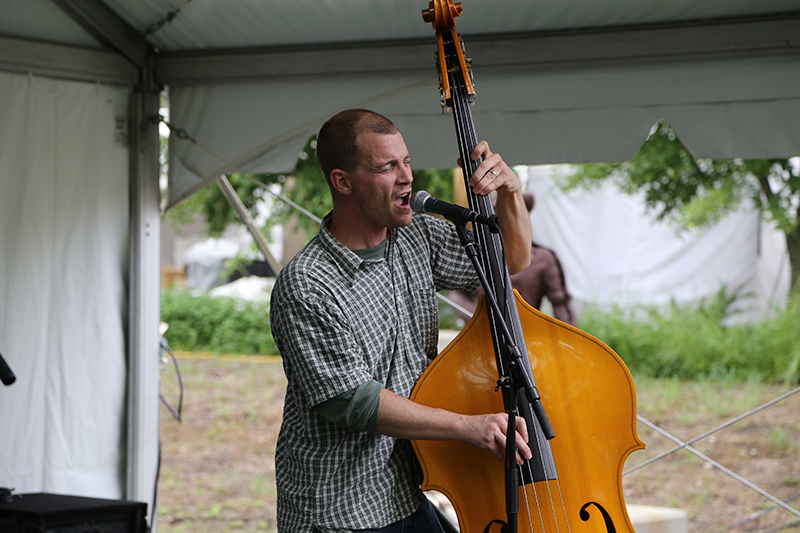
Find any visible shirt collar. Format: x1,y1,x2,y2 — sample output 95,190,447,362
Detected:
318,213,394,284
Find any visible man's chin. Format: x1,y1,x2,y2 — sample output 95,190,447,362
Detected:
391,213,413,228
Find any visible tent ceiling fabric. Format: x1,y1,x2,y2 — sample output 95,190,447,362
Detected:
1,0,799,209
99,0,800,50
158,10,800,207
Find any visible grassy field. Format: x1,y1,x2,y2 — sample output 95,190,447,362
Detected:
156,355,800,532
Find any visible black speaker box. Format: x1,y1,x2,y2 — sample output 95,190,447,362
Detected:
0,492,147,533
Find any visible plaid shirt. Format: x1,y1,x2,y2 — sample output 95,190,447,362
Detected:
271,213,479,532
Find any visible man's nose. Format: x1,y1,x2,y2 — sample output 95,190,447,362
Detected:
401,165,413,184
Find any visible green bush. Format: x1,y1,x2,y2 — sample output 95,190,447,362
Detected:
161,289,276,355
578,289,800,384
161,285,800,382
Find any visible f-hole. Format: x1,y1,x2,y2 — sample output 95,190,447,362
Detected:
579,501,617,533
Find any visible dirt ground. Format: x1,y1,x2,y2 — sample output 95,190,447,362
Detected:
156,355,800,532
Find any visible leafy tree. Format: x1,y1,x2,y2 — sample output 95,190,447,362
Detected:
560,120,800,292
165,173,276,236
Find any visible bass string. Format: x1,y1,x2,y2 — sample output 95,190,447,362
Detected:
444,50,508,381
518,418,573,533
445,35,573,533
445,45,533,381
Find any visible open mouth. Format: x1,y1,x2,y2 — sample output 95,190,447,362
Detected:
396,192,411,207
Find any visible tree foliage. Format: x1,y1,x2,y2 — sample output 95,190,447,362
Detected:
165,173,277,236
561,120,800,291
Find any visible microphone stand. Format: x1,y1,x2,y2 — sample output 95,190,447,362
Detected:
0,350,16,386
452,220,554,533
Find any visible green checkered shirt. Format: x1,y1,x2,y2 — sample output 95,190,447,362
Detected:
271,212,480,532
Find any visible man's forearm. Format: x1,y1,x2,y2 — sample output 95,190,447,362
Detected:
496,189,533,274
375,388,533,464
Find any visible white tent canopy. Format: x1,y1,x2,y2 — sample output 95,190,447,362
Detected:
166,51,800,205
0,0,799,529
160,8,800,206
2,1,799,207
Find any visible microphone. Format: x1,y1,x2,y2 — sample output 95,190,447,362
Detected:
410,190,497,226
0,350,16,386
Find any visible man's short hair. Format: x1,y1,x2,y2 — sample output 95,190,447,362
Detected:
317,109,398,184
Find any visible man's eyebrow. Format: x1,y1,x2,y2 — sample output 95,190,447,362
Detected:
368,152,409,170
370,157,395,169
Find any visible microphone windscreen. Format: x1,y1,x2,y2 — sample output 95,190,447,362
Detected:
410,190,431,214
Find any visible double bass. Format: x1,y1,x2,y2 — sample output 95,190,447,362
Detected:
410,2,645,532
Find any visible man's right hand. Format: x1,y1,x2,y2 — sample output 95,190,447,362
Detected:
375,388,533,465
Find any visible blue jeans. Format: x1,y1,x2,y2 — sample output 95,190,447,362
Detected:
313,492,445,533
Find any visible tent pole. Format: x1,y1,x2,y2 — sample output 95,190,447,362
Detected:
216,175,282,275
126,56,162,530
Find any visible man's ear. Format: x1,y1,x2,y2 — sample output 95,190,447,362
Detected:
329,169,353,195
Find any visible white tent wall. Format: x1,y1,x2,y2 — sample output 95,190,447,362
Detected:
0,2,163,522
0,71,129,495
0,68,161,532
521,165,791,322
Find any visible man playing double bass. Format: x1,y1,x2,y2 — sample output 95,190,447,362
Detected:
270,109,533,532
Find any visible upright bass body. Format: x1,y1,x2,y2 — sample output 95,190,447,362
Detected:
412,1,644,531
411,294,644,532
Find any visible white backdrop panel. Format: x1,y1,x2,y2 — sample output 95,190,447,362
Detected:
0,71,130,498
522,166,790,322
